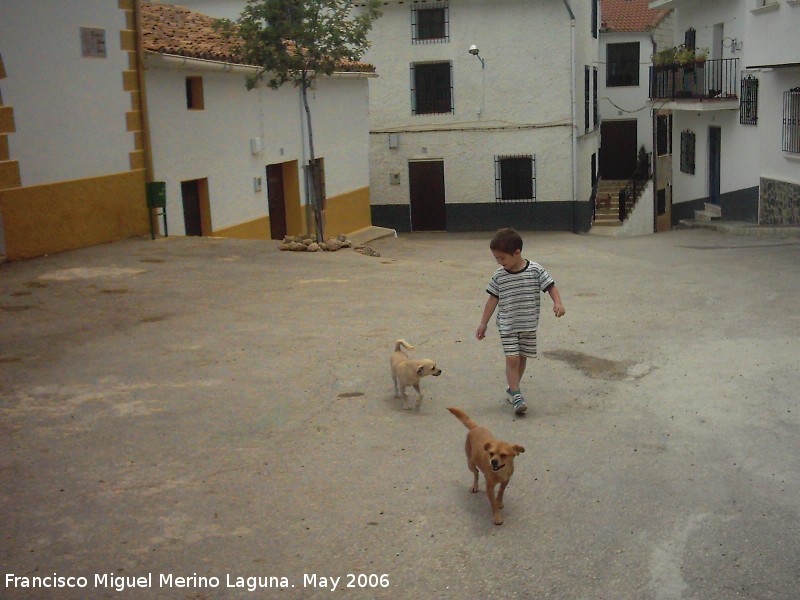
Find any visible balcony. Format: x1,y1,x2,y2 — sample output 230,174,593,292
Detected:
650,58,740,110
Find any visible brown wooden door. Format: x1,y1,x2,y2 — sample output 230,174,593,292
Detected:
600,120,638,180
408,160,446,231
267,163,287,240
181,180,202,236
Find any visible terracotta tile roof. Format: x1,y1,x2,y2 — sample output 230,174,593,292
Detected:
140,2,375,72
600,0,670,33
141,2,245,63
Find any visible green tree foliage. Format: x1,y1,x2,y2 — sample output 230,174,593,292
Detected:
225,0,381,241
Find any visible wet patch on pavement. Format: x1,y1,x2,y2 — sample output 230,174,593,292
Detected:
38,267,146,281
544,349,653,381
1,304,36,312
141,314,171,323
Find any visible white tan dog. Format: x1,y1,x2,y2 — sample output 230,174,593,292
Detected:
390,339,442,410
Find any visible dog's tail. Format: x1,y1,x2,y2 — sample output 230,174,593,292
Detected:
447,407,478,430
395,339,414,352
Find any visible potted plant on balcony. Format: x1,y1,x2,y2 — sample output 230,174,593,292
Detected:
652,46,677,67
694,47,709,64
675,45,696,67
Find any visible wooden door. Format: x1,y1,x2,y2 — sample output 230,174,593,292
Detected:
267,163,287,240
408,160,446,231
181,180,202,236
600,120,638,180
709,126,721,205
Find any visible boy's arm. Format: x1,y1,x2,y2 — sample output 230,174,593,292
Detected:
547,284,565,317
476,294,499,340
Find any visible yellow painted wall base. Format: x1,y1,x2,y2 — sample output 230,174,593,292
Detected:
213,216,271,240
0,170,149,260
323,186,371,239
0,159,21,188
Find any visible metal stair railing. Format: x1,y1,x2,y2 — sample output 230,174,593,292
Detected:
618,152,652,222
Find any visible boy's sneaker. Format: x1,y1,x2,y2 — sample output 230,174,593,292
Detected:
511,393,527,415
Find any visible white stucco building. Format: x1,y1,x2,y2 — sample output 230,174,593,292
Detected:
0,0,150,260
360,0,601,233
141,2,376,240
598,0,671,182
649,0,800,226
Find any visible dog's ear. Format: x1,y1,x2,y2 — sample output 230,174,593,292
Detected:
484,442,493,452
416,366,424,375
513,445,525,455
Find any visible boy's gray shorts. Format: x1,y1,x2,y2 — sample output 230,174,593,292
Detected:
500,331,537,357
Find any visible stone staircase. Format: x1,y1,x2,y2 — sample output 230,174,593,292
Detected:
692,203,722,223
592,180,628,228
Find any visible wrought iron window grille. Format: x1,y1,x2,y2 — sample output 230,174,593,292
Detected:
740,76,759,125
782,88,800,153
410,61,453,115
684,28,696,51
607,42,640,87
584,66,590,132
495,155,536,203
593,67,599,129
411,2,449,44
680,130,696,174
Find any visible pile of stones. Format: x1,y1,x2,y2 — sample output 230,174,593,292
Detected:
279,233,351,252
279,233,380,257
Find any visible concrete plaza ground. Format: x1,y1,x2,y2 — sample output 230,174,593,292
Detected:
1,229,799,599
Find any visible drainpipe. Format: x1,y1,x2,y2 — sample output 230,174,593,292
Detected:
561,0,578,232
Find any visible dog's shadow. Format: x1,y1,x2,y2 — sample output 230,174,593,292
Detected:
447,478,518,529
382,392,431,413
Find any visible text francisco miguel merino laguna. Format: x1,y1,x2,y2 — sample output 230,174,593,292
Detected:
5,572,391,592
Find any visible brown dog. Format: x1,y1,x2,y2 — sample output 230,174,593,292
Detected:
390,339,442,410
448,407,525,525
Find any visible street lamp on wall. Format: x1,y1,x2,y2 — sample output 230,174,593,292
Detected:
468,44,485,68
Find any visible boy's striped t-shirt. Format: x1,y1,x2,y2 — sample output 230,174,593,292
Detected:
487,260,555,334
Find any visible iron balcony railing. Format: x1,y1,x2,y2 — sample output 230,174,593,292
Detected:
649,58,739,101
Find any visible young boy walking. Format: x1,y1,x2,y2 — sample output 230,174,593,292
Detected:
476,228,565,415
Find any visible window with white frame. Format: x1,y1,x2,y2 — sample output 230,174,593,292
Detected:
412,1,449,43
495,155,536,203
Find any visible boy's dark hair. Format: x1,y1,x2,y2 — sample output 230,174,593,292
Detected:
490,228,523,254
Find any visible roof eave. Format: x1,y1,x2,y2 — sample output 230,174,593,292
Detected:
144,51,377,78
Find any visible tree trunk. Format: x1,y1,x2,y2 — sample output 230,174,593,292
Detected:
301,78,324,242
